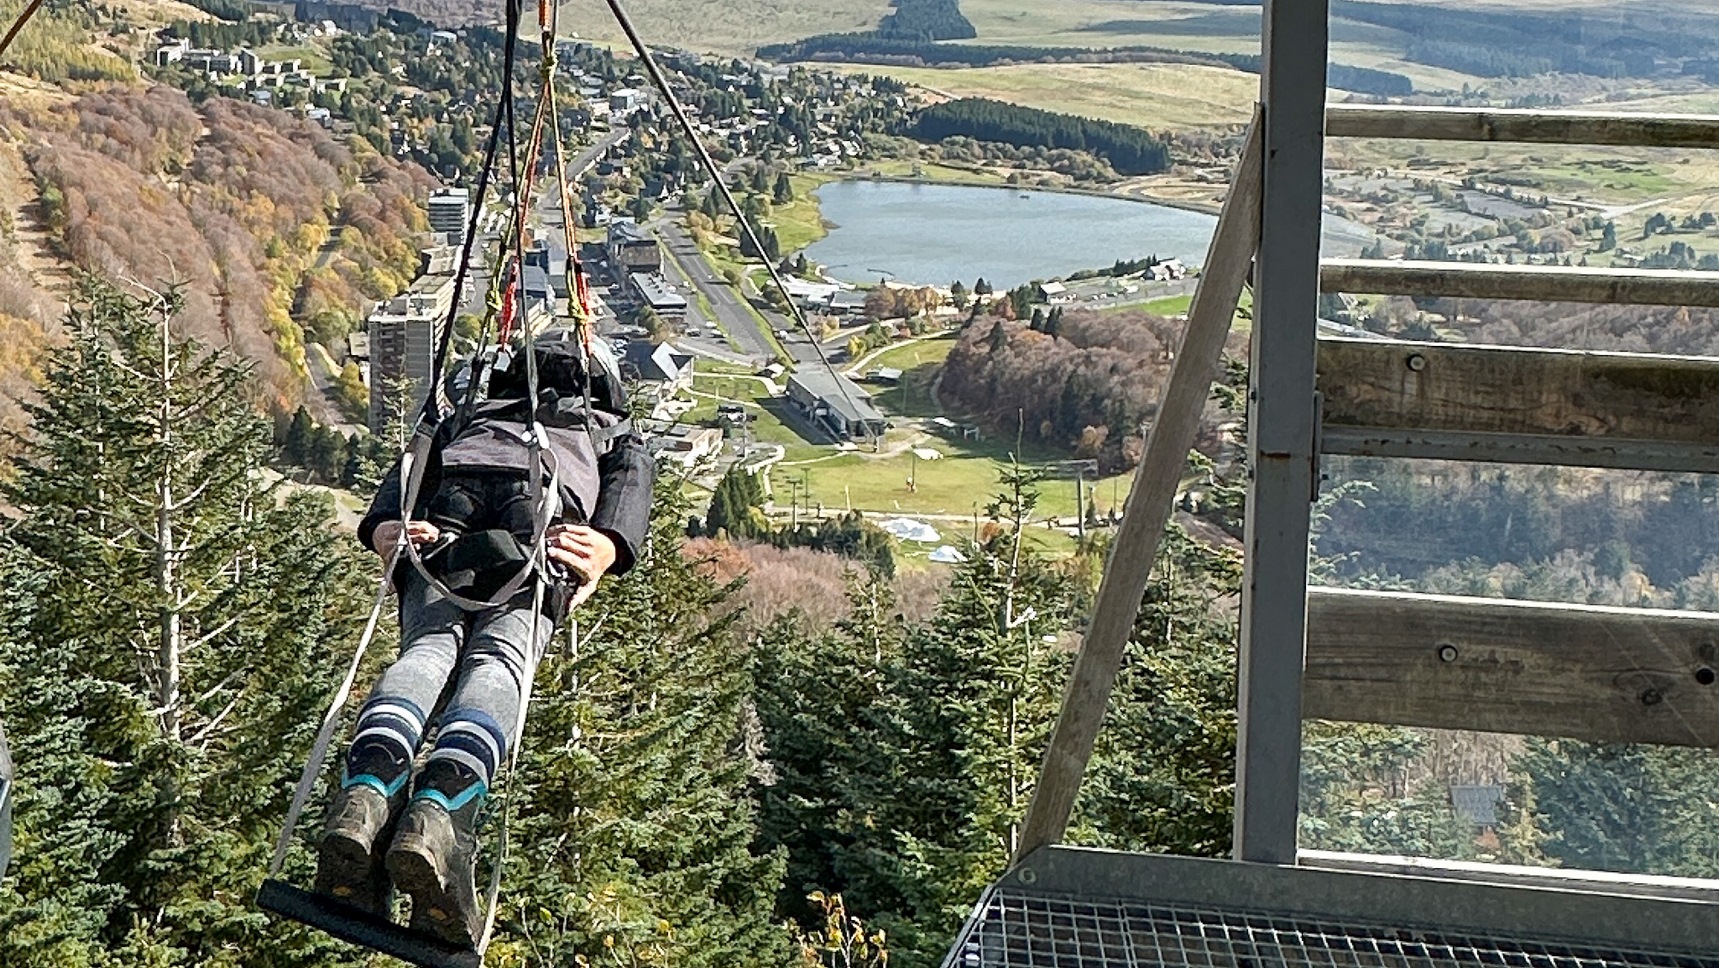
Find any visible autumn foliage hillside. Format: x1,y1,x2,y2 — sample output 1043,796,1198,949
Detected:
939,309,1245,470
4,85,434,407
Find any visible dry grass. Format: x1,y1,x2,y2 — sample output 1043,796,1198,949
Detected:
108,0,210,27
555,0,891,56
836,62,1256,132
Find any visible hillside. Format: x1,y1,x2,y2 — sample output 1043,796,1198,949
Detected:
1,85,433,411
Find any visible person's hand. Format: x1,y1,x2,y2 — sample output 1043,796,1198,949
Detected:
547,525,618,611
372,519,441,557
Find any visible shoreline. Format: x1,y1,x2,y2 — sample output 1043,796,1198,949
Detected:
838,170,1225,217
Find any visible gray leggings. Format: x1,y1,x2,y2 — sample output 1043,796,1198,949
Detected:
346,569,555,795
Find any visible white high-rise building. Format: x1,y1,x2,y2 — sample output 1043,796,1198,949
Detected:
367,292,449,433
427,187,470,248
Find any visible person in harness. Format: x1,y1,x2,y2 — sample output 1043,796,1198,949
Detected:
313,332,654,947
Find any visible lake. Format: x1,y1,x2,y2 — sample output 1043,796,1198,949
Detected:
803,180,1383,289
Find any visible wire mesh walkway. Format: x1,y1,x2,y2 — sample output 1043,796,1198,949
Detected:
948,887,1719,968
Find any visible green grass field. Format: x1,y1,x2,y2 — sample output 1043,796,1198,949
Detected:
851,335,957,379
774,445,1131,524
762,173,835,253
685,372,827,462
845,62,1256,131
258,44,334,75
858,158,1013,186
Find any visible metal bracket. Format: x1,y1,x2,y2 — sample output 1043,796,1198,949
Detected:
1310,390,1325,503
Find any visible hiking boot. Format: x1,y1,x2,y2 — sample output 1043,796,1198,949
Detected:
386,771,485,948
314,782,403,916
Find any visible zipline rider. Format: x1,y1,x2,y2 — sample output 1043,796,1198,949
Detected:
314,336,654,948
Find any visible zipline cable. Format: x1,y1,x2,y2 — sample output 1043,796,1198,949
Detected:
0,0,46,61
426,0,527,422
597,0,881,447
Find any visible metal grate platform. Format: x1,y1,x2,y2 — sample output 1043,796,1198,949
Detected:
944,848,1719,968
951,889,1719,968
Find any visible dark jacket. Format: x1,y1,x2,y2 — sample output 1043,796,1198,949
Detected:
358,374,656,577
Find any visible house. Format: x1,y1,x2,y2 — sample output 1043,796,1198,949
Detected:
522,265,557,318
606,220,662,276
1034,281,1073,303
783,278,841,309
786,371,888,441
827,290,869,317
155,39,189,67
622,341,695,393
628,272,687,319
1147,259,1190,282
646,424,723,467
609,88,647,114
525,238,569,297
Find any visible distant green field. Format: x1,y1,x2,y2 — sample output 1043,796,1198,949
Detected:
258,44,334,75
776,446,1130,523
858,159,1012,186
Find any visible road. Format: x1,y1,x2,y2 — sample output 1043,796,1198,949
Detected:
565,129,629,183
656,220,779,363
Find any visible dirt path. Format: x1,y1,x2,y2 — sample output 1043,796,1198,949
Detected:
0,141,72,301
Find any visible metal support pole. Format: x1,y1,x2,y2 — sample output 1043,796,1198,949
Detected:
1234,0,1328,865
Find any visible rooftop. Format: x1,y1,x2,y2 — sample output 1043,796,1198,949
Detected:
607,220,654,246
629,272,688,310
788,369,885,427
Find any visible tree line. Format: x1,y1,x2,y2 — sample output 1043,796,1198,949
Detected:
877,0,976,42
754,0,977,65
938,307,1242,470
1331,0,1718,78
906,98,1171,176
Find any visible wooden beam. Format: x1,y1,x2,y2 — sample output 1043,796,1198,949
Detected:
1015,110,1264,864
1300,850,1719,904
1317,338,1719,472
1326,104,1719,148
1320,259,1719,307
1304,588,1719,747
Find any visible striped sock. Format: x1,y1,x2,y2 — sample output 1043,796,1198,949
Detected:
419,708,508,806
343,697,426,797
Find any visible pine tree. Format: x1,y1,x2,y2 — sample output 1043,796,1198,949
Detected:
496,482,788,968
1071,523,1239,857
707,464,766,539
282,405,315,468
773,172,794,205
0,281,374,965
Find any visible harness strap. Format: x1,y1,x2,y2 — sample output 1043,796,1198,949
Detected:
267,538,406,879
400,430,566,614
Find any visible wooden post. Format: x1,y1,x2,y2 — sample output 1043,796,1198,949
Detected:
1014,109,1264,863
1326,104,1719,148
1321,260,1719,308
